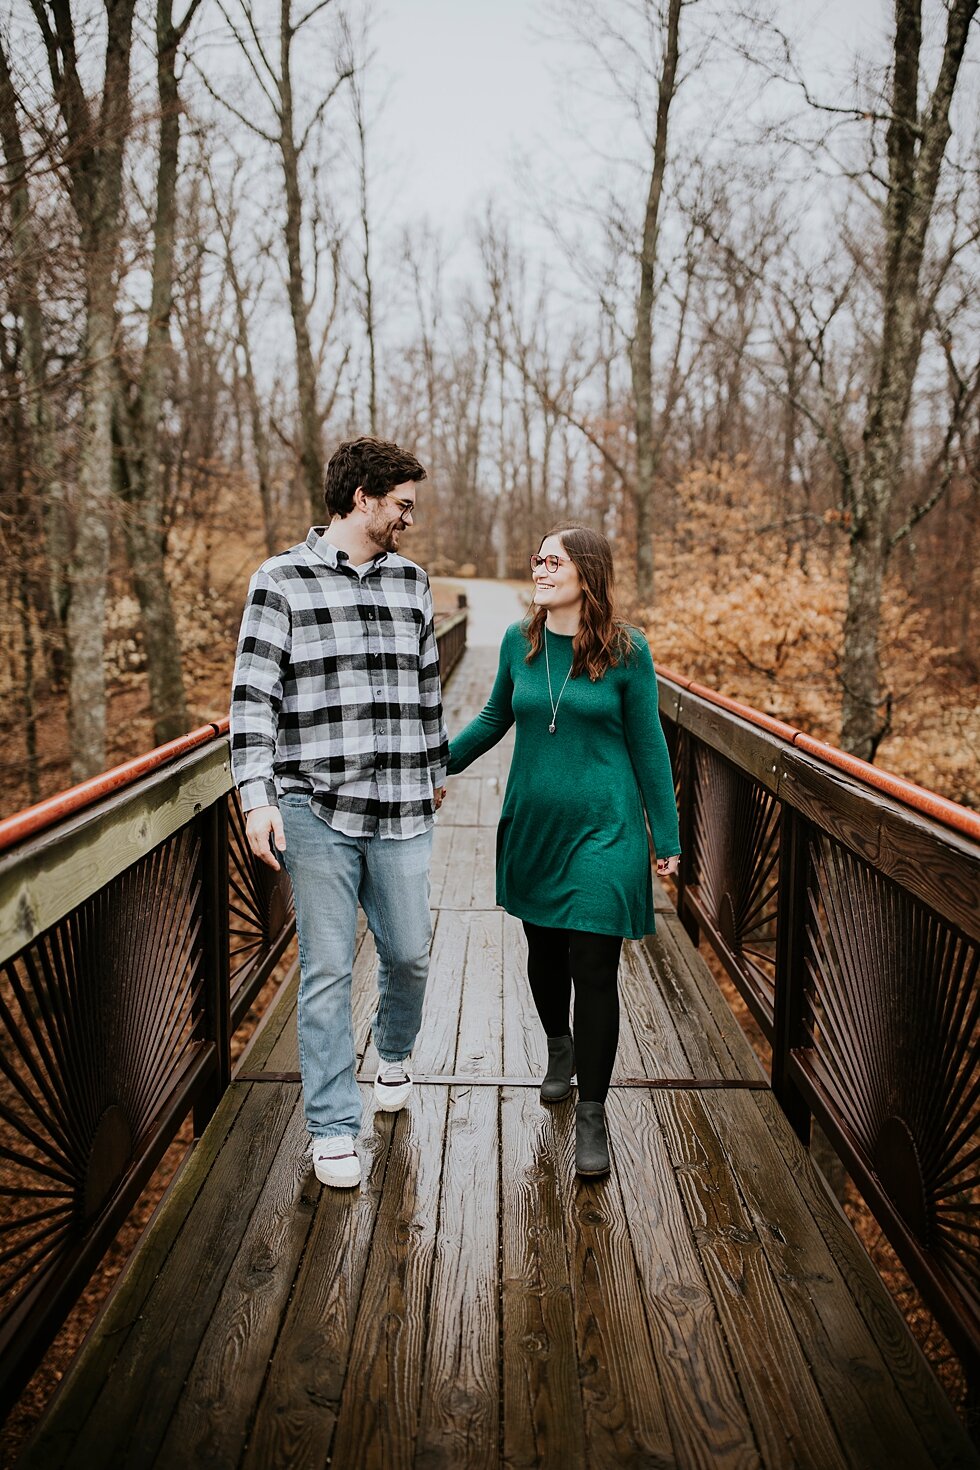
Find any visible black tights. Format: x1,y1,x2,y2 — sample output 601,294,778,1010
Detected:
522,922,624,1104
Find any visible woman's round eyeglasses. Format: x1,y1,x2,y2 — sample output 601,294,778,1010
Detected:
530,554,570,574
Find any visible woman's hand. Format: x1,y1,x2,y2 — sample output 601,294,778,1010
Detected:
655,854,680,876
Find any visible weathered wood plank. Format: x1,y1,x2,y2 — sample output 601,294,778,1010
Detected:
502,914,546,1080
742,1089,979,1470
656,1087,849,1469
429,818,455,905
415,1084,500,1469
476,773,504,827
410,909,466,1075
676,693,784,793
653,872,675,911
0,743,231,965
428,825,473,909
437,775,482,827
651,915,768,1082
438,826,496,911
500,1085,586,1470
455,909,504,1077
241,1087,390,1470
61,1082,298,1469
20,1082,254,1469
233,957,298,1073
558,1106,677,1468
616,939,696,1079
153,1090,311,1469
329,1086,450,1470
776,748,980,941
607,1087,759,1469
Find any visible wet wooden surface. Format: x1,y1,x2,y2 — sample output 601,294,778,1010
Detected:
22,647,978,1469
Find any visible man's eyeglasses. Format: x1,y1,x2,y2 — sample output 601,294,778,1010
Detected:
530,554,570,574
385,496,416,519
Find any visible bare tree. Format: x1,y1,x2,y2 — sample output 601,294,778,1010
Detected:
837,0,979,756
202,0,353,515
0,32,67,682
114,0,202,745
342,11,379,434
630,0,684,602
28,0,138,779
209,164,278,554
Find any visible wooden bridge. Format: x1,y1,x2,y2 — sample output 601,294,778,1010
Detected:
1,605,978,1468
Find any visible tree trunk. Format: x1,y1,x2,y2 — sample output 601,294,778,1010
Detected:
68,296,114,779
0,34,68,682
118,0,193,746
18,564,41,805
29,0,139,779
629,0,682,604
840,506,888,757
839,0,977,758
279,0,324,516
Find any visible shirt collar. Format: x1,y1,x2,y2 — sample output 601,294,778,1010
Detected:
306,527,388,573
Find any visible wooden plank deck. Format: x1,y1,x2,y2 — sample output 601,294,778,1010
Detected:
21,646,978,1470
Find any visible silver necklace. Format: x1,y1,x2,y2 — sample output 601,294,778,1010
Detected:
543,627,574,734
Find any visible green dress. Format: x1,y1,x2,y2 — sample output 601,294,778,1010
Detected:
447,622,681,939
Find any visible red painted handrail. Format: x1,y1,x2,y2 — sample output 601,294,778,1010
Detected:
657,666,980,844
0,720,229,855
3,663,977,856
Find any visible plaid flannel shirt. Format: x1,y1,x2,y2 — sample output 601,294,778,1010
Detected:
230,529,449,840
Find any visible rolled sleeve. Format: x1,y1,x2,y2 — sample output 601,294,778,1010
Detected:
230,568,292,810
419,582,449,786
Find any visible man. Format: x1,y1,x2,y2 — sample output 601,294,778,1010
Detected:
230,436,448,1188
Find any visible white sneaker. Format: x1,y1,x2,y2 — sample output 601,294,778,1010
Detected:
374,1058,413,1112
312,1135,361,1188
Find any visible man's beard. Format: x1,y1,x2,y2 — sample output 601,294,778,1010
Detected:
368,509,403,553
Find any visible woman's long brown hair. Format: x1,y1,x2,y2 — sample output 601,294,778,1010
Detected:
524,525,634,680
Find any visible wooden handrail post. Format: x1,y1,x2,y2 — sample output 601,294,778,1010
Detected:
675,729,700,948
195,796,231,1134
771,804,811,1145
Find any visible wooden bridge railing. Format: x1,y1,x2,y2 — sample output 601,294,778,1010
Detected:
657,667,980,1402
0,610,467,1419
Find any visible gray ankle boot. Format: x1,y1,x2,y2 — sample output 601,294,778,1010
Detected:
540,1034,575,1102
575,1101,610,1176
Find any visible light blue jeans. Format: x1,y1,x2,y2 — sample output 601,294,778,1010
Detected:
279,795,433,1140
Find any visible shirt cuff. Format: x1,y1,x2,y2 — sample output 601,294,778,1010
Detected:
239,776,278,812
431,766,448,790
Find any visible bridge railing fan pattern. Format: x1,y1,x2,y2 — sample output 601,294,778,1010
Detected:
658,671,980,1395
0,611,467,1418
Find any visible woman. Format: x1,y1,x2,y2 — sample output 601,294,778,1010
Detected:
447,526,680,1177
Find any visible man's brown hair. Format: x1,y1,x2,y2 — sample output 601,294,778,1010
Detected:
324,436,426,518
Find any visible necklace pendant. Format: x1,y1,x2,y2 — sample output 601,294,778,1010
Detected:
548,722,556,734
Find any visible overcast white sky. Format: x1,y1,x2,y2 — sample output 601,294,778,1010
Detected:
369,0,890,243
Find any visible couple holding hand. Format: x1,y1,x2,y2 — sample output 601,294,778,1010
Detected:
230,436,680,1189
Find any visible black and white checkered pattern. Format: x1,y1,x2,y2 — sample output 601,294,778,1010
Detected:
230,529,449,840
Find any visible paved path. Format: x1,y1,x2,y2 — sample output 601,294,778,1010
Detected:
435,577,527,647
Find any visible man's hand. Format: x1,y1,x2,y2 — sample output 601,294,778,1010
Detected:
433,785,448,811
246,804,286,871
655,854,680,877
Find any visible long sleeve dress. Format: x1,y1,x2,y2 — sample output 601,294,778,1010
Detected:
447,621,681,940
